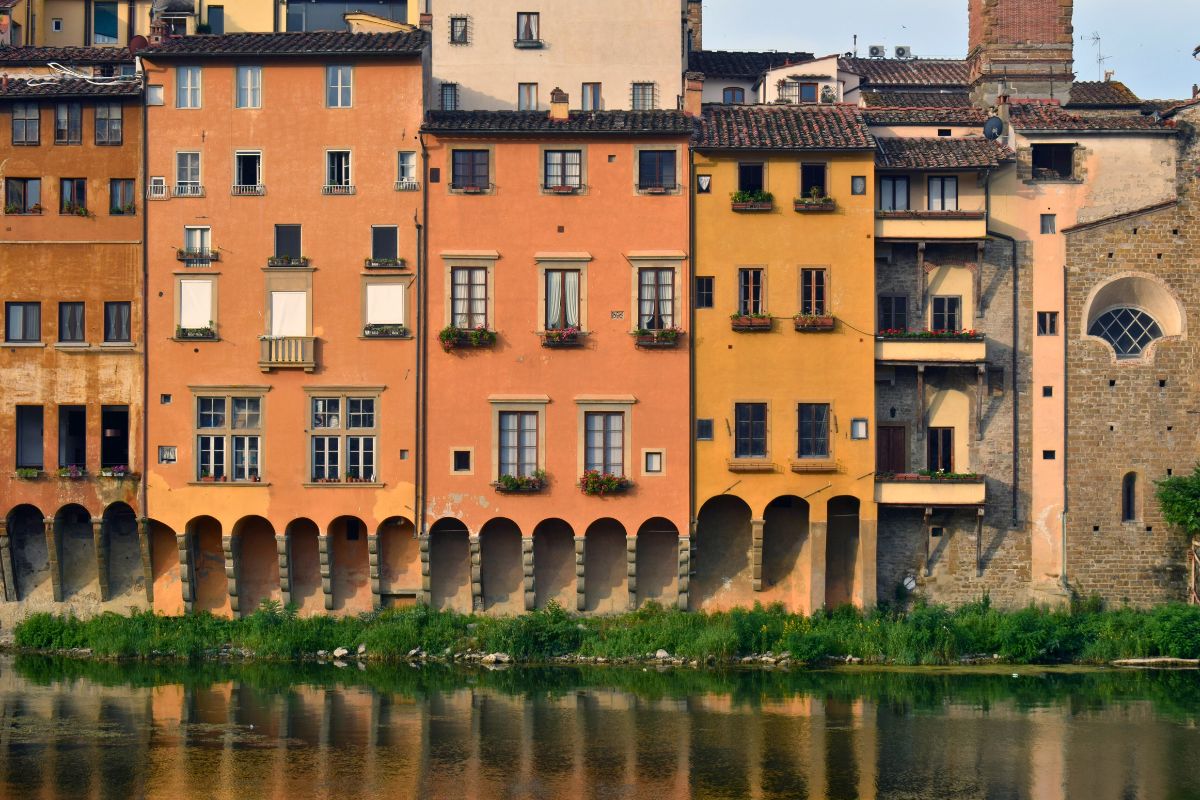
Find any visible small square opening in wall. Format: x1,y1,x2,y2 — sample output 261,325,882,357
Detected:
1159,379,1167,388
52,18,63,32
452,449,472,473
1042,385,1053,397
160,394,172,404
937,128,951,137
1036,311,1058,335
644,451,664,474
1093,525,1100,532
1109,379,1116,387
930,526,944,538
1168,468,1174,476
1040,214,1056,234
399,449,409,460
696,419,714,440
850,418,869,440
158,445,177,464
1042,450,1056,460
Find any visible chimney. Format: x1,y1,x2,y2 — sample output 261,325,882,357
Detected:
967,0,1074,106
549,87,569,121
683,71,704,116
419,12,432,32
149,18,167,45
686,0,702,51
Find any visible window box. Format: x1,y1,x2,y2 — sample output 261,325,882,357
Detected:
364,257,407,269
633,327,683,348
5,203,44,215
727,459,775,473
877,329,983,341
794,314,835,332
579,470,632,496
176,248,219,262
874,210,986,220
112,203,137,216
14,468,43,480
311,476,343,484
638,184,675,195
231,184,265,196
98,466,137,479
363,323,409,338
731,200,774,212
790,460,837,473
730,190,774,212
456,185,488,194
513,38,544,49
61,203,91,218
546,184,581,194
541,327,583,348
56,465,88,480
794,197,836,212
494,470,547,493
344,474,376,484
176,325,216,340
730,314,773,332
267,255,309,268
877,470,981,482
439,325,496,351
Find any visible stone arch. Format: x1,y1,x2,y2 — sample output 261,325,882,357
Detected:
635,517,679,608
825,496,861,609
428,518,471,612
328,515,371,613
148,519,184,615
377,516,418,607
285,518,322,615
232,516,278,616
6,504,49,602
56,503,95,601
1082,273,1185,362
691,495,753,611
101,501,142,600
762,495,810,611
186,515,229,616
479,518,523,614
584,518,627,614
532,518,575,610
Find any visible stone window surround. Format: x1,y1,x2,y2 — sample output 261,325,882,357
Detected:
488,395,549,482
185,384,271,485
441,250,500,330
632,143,684,195
1079,271,1186,366
625,251,686,333
574,395,636,479
302,385,385,487
262,267,313,337
537,143,589,195
360,274,413,333
447,144,496,194
535,252,591,333
173,272,219,340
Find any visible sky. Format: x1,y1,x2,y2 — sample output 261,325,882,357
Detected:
702,0,1200,101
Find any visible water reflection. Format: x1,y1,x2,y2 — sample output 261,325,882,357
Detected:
0,658,1197,799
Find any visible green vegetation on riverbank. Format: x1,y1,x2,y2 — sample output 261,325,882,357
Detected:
12,598,1200,665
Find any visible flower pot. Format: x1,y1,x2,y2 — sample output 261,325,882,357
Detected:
794,315,835,332
794,199,836,212
730,316,773,332
731,201,774,212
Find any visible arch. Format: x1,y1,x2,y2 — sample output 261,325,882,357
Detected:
532,518,575,610
1122,472,1138,522
232,515,278,616
479,518,523,614
101,501,142,600
377,516,418,607
1083,274,1185,361
6,504,49,602
762,495,810,611
428,518,471,612
56,503,95,601
186,515,229,616
148,518,184,615
691,495,753,611
584,518,627,614
329,515,371,613
635,517,679,608
825,496,861,609
285,518,323,615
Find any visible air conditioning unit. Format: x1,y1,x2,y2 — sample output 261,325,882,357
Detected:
868,44,886,58
895,45,913,59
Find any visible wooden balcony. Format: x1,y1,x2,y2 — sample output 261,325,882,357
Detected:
874,475,986,507
875,210,986,241
258,336,315,372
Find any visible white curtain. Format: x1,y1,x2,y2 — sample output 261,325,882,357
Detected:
564,270,580,327
179,280,212,329
639,270,656,328
545,271,563,329
270,291,307,337
366,283,405,325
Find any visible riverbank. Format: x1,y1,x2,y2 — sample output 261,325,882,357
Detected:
9,598,1200,667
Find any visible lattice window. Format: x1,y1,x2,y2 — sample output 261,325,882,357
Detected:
1088,307,1163,359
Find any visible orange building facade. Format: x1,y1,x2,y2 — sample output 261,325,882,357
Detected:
420,97,693,613
140,31,427,616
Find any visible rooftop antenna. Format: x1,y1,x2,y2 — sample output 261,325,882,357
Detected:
1087,32,1110,81
853,34,858,58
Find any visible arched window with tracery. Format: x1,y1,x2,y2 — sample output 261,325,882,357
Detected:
1089,308,1164,359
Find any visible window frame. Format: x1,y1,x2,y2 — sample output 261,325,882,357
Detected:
635,148,677,192
737,162,764,194
94,102,122,145
737,267,765,316
584,410,626,476
450,266,489,329
517,82,538,111
543,267,582,331
449,15,470,44
440,82,459,111
325,149,353,189
59,178,87,215
326,65,353,108
631,82,656,111
1036,310,1059,336
176,66,202,109
236,65,263,109
581,82,602,111
5,177,42,213
637,267,676,330
109,178,135,215
799,268,827,316
11,102,39,146
931,295,962,332
695,276,714,309
57,302,85,344
515,11,540,44
722,86,746,104
450,148,490,191
879,176,910,211
305,390,381,484
733,402,768,460
878,294,908,332
797,403,831,459
54,102,82,145
192,391,265,482
543,148,583,190
498,409,539,479
800,162,828,199
927,175,959,211
103,301,132,344
927,426,954,473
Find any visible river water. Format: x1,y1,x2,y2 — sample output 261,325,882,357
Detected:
0,657,1197,799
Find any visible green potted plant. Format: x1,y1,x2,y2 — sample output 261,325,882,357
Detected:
579,470,633,496
267,254,309,267
541,326,582,347
877,328,984,340
56,464,86,479
730,311,773,331
363,323,409,338
730,189,775,212
176,322,216,340
98,464,129,479
439,324,496,351
793,312,835,331
14,467,41,480
794,185,836,212
494,470,548,493
364,256,407,269
633,326,683,347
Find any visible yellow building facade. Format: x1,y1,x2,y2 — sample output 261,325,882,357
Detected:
2,1,281,47
690,104,879,613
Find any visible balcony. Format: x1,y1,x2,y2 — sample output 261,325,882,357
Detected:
394,180,420,192
875,474,987,507
322,184,356,196
875,210,986,241
258,336,315,372
231,184,265,196
146,184,168,200
513,37,544,49
172,184,205,198
875,333,986,365
267,255,310,268
176,248,219,263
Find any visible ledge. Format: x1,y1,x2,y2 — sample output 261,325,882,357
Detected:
727,459,776,473
4,342,46,348
302,481,384,488
187,481,272,487
789,459,838,473
54,342,91,350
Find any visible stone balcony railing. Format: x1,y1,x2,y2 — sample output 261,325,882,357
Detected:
875,209,987,240
258,336,315,372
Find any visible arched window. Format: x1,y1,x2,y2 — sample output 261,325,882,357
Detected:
722,86,745,104
1122,472,1137,522
1088,308,1164,359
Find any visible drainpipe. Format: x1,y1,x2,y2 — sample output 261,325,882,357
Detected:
126,0,135,43
273,0,280,32
139,88,149,526
84,0,93,44
417,132,430,541
688,145,697,552
983,171,1020,528
1060,261,1069,590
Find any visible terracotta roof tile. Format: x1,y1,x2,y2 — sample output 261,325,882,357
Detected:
696,104,875,151
141,31,426,59
0,77,141,99
422,110,695,136
862,106,987,126
839,57,968,88
1011,102,1166,132
687,50,815,80
875,137,1013,169
0,45,133,64
1066,80,1141,108
862,90,972,108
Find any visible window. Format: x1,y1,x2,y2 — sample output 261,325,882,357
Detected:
451,267,488,328
723,86,745,104
449,16,469,44
93,1,118,43
178,279,213,333
104,302,131,343
800,163,827,199
195,395,262,481
797,403,830,458
1088,307,1163,359
695,276,714,309
637,267,674,329
326,66,352,108
1043,450,1056,460
94,102,122,145
365,282,406,329
1037,311,1059,336
175,152,202,195
644,451,664,473
1040,214,1056,234
440,82,459,111
928,176,958,211
207,5,224,35
5,178,42,213
275,224,302,259
176,67,202,109
696,419,714,441
52,18,63,32
16,406,44,469
452,450,472,472
878,295,908,332
544,269,580,330
100,405,129,468
325,150,352,190
236,66,262,109
637,150,675,190
581,82,602,111
60,178,86,214
850,419,869,440
515,12,540,43
6,298,40,340
1122,472,1137,522
927,427,953,472
932,296,961,332
1031,143,1074,180
371,225,398,261
12,103,39,145
498,411,537,478
544,149,581,189
631,82,656,110
183,226,211,257
158,446,177,464
109,179,135,214
585,412,625,475
879,176,909,211
308,394,378,482
738,162,764,194
780,81,818,104
800,269,827,316
397,151,417,186
738,268,764,315
58,406,86,469
54,103,81,144
451,149,489,189
937,128,952,137
734,403,767,459
234,151,261,190
58,302,85,343
518,83,538,111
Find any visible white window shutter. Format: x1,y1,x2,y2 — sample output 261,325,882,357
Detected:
366,283,406,325
179,280,212,328
270,291,308,337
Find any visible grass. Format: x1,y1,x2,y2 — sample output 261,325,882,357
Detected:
12,597,1200,666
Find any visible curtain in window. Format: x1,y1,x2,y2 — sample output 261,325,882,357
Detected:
452,268,487,328
179,280,211,329
639,269,658,328
60,304,83,341
564,270,580,327
7,304,39,340
545,270,563,329
105,302,130,341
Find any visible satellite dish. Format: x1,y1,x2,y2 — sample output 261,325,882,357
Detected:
128,35,149,55
983,116,1005,140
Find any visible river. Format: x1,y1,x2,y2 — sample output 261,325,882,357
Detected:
0,657,1197,799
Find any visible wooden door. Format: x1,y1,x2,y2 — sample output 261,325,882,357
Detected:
876,425,906,473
